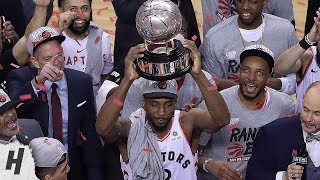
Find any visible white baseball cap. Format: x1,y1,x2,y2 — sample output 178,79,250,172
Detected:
143,80,178,99
29,137,67,167
240,44,275,72
27,27,66,56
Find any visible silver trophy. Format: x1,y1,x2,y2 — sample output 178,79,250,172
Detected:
135,0,191,81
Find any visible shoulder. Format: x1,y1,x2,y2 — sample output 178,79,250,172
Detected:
267,87,294,104
264,13,294,29
204,15,238,40
220,85,238,97
8,66,36,78
261,115,300,133
64,68,92,81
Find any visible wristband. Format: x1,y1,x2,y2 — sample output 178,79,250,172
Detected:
299,35,315,50
203,158,212,173
112,98,124,107
305,34,316,45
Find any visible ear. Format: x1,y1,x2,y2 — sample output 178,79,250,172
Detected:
32,57,41,69
266,76,271,85
142,97,146,110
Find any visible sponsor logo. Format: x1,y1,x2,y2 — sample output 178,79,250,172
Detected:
311,68,318,73
76,48,86,53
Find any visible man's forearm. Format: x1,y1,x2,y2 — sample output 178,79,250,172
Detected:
13,5,48,65
96,77,134,137
192,71,230,129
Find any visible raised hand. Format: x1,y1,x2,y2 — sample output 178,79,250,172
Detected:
308,7,320,42
124,44,145,81
182,39,202,75
57,11,77,33
2,21,16,43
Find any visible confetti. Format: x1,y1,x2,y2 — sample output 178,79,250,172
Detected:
191,35,197,41
75,9,85,20
19,94,32,101
0,64,3,70
16,103,24,109
143,148,153,153
35,83,47,92
94,36,101,45
44,139,52,146
97,7,108,16
10,63,20,69
80,132,87,141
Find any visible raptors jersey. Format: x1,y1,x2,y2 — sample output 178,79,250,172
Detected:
61,32,113,74
158,110,197,180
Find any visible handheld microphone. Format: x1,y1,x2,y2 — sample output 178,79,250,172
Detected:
292,142,308,166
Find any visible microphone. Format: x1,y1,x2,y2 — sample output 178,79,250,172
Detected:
292,142,308,166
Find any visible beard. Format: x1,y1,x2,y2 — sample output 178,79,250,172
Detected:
240,83,265,100
0,127,19,141
68,19,90,35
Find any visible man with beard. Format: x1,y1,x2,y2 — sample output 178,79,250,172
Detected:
197,45,295,180
57,0,113,96
274,7,320,113
96,40,230,180
200,0,298,94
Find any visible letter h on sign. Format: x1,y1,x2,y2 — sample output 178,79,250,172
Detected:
6,148,24,174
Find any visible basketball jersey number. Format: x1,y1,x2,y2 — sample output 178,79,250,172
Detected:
164,169,171,180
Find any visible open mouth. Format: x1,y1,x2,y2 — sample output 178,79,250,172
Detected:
242,13,252,20
74,20,85,27
6,119,18,130
244,83,257,93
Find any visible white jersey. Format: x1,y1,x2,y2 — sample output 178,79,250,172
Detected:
158,110,197,180
296,46,320,113
61,31,113,74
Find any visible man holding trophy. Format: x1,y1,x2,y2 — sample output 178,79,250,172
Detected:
95,0,230,179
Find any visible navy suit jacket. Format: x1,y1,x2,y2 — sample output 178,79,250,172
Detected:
246,115,306,180
6,67,103,180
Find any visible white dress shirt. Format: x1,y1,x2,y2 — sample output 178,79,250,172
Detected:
31,75,69,151
275,130,320,180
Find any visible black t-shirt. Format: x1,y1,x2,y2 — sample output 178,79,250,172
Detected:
0,49,19,83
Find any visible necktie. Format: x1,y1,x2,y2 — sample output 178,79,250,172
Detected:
306,133,320,142
51,83,63,142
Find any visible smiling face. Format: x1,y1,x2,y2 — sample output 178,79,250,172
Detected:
0,107,19,141
301,87,320,134
60,0,91,35
143,98,176,133
236,0,267,29
239,56,271,100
